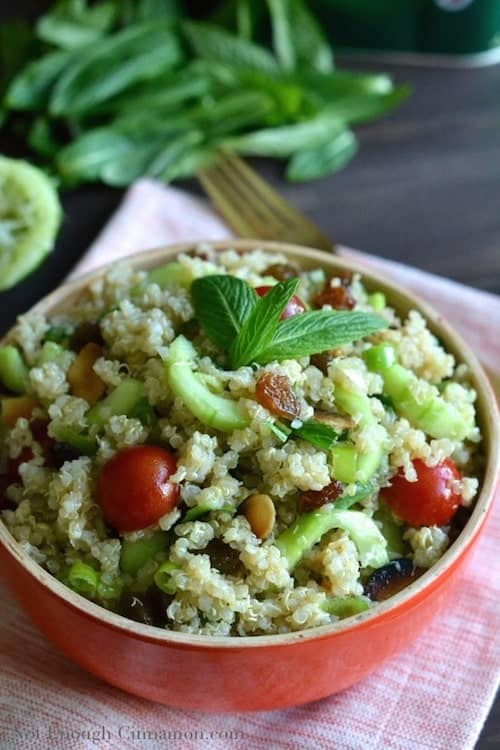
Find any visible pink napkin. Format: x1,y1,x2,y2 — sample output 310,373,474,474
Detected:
2,179,499,750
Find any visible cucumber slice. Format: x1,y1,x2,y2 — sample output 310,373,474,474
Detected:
86,378,145,428
0,345,29,393
0,156,61,290
165,335,249,432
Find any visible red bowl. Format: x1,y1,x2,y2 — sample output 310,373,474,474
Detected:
1,240,498,711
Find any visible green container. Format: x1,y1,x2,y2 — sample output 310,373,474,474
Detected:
312,0,500,64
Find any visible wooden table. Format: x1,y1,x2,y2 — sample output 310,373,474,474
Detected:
1,3,499,746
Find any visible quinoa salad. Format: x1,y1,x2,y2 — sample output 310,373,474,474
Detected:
0,246,482,636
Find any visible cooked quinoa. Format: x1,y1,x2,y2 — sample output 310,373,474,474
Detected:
0,246,482,636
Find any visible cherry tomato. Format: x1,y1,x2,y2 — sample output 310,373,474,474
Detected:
381,458,462,527
255,286,306,320
97,445,180,532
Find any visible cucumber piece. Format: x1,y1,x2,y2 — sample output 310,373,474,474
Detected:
367,292,386,311
37,341,65,366
86,378,145,428
120,531,170,576
373,506,408,558
148,261,193,289
331,386,385,483
165,335,249,432
49,423,97,455
275,506,388,571
323,595,371,618
0,156,61,290
0,345,29,393
365,345,474,441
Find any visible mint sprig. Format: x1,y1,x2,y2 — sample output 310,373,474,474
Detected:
191,275,387,367
256,309,386,363
229,277,299,368
191,274,258,351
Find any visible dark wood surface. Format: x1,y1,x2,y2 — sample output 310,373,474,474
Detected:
1,4,499,747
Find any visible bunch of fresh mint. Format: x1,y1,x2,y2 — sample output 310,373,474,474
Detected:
1,0,409,187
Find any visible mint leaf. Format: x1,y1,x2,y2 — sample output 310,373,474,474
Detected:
256,310,387,363
229,278,299,368
191,274,258,351
292,420,339,450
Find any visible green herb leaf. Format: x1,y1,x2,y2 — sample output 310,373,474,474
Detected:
292,420,340,450
229,278,299,368
223,109,344,157
37,0,117,50
182,20,280,75
6,49,74,111
256,310,388,363
50,21,184,116
286,129,358,182
267,0,334,73
0,19,35,99
191,275,259,352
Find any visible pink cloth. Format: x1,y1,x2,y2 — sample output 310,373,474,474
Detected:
2,179,499,750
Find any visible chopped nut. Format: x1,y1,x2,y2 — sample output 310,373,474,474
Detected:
314,410,355,430
243,493,276,539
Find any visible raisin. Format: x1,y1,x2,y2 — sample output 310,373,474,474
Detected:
147,587,174,627
314,285,355,310
204,539,245,577
118,593,154,626
264,263,299,281
337,271,353,287
301,480,344,512
255,372,300,420
311,351,335,374
49,442,81,469
364,559,423,602
69,321,103,352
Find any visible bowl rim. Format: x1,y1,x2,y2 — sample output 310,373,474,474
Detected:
1,238,498,649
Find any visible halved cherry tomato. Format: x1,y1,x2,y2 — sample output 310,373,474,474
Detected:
97,445,180,532
381,458,462,527
255,286,306,320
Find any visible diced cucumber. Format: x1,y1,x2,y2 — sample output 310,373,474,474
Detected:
148,261,193,290
322,595,371,618
367,292,386,311
275,506,388,571
331,386,385,483
86,378,145,428
37,341,65,366
165,335,249,432
0,345,29,393
364,344,474,440
49,423,97,455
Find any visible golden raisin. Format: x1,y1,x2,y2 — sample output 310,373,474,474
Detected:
301,480,344,512
255,372,300,420
314,285,355,310
264,262,299,281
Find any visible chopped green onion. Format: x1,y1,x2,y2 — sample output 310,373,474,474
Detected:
67,560,99,597
154,560,181,595
120,531,170,575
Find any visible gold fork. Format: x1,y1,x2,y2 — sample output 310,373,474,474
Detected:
198,151,333,252
197,151,500,398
